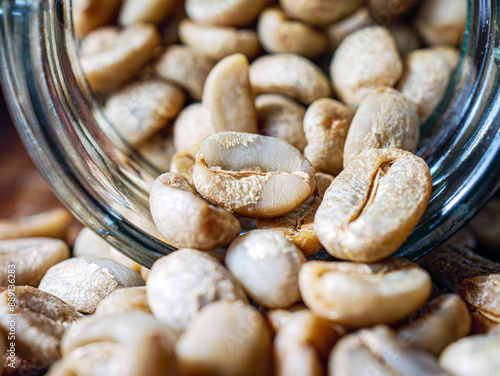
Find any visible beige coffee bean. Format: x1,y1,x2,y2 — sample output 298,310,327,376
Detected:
57,312,178,376
0,286,83,368
315,148,432,262
267,304,308,332
203,54,258,134
274,309,342,376
461,274,500,323
250,53,332,105
303,98,355,175
193,132,316,218
179,20,261,61
95,287,152,316
147,249,248,332
255,94,307,152
79,26,120,56
257,173,334,257
257,8,327,59
150,173,241,250
155,45,215,101
469,198,500,249
176,300,271,376
299,258,432,327
388,24,422,55
136,131,176,173
104,78,185,147
81,24,161,93
185,0,268,27
430,45,461,71
38,257,145,313
326,7,375,51
397,49,451,122
0,208,72,240
119,0,176,26
367,0,418,22
414,0,467,47
0,238,69,287
226,230,306,308
397,294,471,355
173,104,215,153
439,334,500,376
72,0,121,37
169,144,201,184
280,0,363,26
343,88,420,167
330,26,403,106
330,325,448,376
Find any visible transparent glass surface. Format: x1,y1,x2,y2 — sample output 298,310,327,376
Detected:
0,0,499,267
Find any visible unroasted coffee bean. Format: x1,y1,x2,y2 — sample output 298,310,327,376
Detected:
326,7,375,50
280,0,364,26
299,258,432,327
460,274,500,324
95,287,152,316
119,0,177,26
169,144,200,184
147,249,247,332
0,237,69,287
176,301,271,376
149,173,241,250
73,0,121,37
0,286,82,368
315,148,432,262
193,132,316,218
185,0,268,27
173,104,215,152
343,87,420,167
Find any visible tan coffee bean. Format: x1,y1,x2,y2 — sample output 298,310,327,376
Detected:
179,20,261,61
397,294,471,355
0,286,83,368
414,0,467,47
203,54,258,134
461,274,500,324
226,230,306,308
147,249,248,332
267,304,308,332
274,309,342,376
315,148,432,262
257,173,334,257
0,208,72,240
330,26,403,106
388,24,422,55
439,334,500,376
185,0,268,27
176,300,271,376
250,53,332,105
303,98,355,175
330,325,448,376
173,104,215,153
38,257,145,313
150,173,241,250
136,131,176,173
169,144,201,184
72,0,121,38
430,45,461,71
299,258,432,327
56,312,179,376
79,26,120,56
469,198,500,249
326,7,375,51
155,45,215,101
119,0,176,26
95,287,152,316
257,8,327,59
104,78,185,147
0,238,69,287
343,88,420,167
81,24,161,93
193,132,316,218
397,49,452,122
255,94,307,152
367,0,418,22
280,0,363,26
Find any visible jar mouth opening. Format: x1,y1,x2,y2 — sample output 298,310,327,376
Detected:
2,0,499,266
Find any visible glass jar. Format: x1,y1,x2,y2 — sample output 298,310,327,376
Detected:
0,0,499,267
